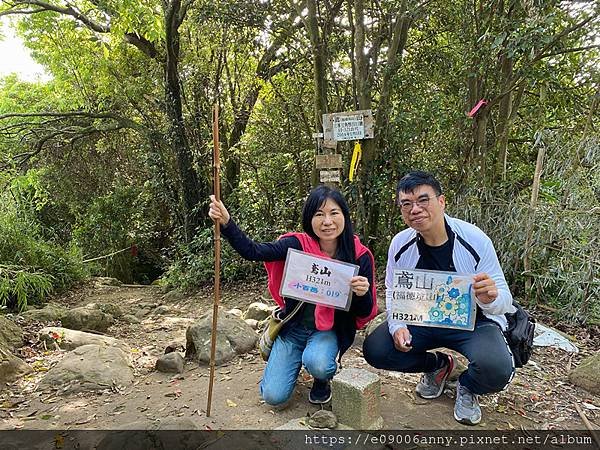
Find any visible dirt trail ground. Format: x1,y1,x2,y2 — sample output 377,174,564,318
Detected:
1,281,599,432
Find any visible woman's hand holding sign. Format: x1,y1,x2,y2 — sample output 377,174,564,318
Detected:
350,276,369,296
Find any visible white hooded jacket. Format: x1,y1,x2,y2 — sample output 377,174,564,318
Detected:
386,214,516,336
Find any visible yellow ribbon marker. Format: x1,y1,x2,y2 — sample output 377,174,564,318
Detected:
349,141,362,181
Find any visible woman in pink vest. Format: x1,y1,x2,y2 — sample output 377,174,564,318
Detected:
209,185,377,407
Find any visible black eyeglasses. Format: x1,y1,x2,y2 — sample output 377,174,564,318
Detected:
398,195,440,212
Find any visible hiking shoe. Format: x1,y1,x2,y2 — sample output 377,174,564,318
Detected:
308,379,332,404
416,353,454,399
454,380,481,425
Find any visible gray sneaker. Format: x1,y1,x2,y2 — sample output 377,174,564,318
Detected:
416,354,454,399
454,380,481,425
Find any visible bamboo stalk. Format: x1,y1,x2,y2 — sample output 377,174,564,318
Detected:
207,104,221,417
574,403,600,449
524,143,545,296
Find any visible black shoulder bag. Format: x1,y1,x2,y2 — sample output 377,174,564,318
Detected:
504,301,536,368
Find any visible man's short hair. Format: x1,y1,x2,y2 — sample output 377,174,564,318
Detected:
397,171,443,197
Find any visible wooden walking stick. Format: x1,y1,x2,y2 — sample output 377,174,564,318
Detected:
207,103,221,417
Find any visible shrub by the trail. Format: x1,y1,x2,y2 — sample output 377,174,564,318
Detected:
0,173,84,311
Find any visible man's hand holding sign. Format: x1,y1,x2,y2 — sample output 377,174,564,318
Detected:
392,271,497,352
472,273,498,303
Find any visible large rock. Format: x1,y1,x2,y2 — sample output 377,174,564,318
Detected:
38,344,133,393
185,310,257,365
21,303,66,322
155,352,184,374
243,302,274,321
0,347,32,386
61,306,114,332
0,315,24,350
38,327,128,351
569,352,600,395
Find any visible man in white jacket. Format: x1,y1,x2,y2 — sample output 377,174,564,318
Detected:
363,171,516,425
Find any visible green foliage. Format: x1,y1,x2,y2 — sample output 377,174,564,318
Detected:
0,0,598,324
72,183,165,283
163,227,263,292
457,133,600,324
0,172,85,310
0,265,54,312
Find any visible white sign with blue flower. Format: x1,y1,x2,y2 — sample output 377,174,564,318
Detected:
390,269,476,331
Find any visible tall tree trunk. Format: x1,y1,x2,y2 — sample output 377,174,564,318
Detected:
307,0,328,129
164,0,203,242
306,0,329,187
358,1,412,248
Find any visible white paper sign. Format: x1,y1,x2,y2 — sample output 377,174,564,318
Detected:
333,114,365,141
280,249,359,311
390,269,476,331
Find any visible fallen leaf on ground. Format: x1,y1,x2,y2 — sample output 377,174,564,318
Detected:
226,399,237,407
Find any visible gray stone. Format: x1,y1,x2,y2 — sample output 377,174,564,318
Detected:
38,327,128,351
134,303,158,319
163,290,185,302
21,303,66,322
156,352,184,374
225,308,243,318
185,310,257,365
365,312,387,336
244,319,259,329
92,277,122,287
243,302,274,321
94,303,124,319
0,347,31,385
332,368,384,429
569,352,600,395
38,344,134,394
0,315,23,350
197,334,234,365
61,306,114,332
152,305,169,315
308,410,338,429
122,314,141,324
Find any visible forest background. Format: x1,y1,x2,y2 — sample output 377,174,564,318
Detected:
0,0,598,325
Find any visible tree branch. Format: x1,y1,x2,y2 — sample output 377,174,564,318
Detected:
2,0,159,58
488,12,599,108
539,44,600,60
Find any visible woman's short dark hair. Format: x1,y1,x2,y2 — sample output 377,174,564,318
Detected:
301,185,355,264
396,170,443,197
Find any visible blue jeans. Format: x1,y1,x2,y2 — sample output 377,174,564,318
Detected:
363,316,515,395
259,324,338,406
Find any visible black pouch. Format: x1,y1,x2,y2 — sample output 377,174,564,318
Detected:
504,301,536,368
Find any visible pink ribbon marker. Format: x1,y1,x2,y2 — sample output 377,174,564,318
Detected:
467,99,487,118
